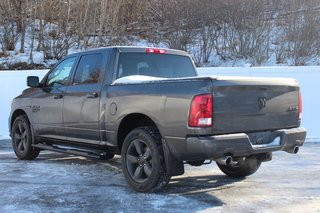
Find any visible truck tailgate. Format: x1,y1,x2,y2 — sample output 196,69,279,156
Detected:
211,77,300,134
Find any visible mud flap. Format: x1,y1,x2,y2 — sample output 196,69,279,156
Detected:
161,139,184,176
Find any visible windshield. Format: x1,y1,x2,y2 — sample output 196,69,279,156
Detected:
117,53,197,79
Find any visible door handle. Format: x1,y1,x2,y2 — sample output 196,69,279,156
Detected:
86,92,98,98
53,94,63,99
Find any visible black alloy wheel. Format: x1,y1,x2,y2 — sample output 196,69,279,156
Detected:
126,138,153,183
121,127,170,192
12,115,40,160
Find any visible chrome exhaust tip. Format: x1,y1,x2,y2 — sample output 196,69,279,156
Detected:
287,146,299,154
216,155,233,165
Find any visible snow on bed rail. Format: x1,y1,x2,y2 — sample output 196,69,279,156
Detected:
112,75,168,85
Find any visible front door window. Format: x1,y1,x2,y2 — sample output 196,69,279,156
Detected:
46,57,76,87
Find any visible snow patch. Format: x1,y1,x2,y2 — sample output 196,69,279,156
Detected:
0,135,10,140
112,75,168,84
0,70,47,138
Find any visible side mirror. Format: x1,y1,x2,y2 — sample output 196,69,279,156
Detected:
27,76,40,88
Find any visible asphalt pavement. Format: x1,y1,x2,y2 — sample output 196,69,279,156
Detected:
0,139,319,213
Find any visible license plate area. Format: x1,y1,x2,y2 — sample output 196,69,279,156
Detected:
248,131,274,145
248,131,282,149
251,135,281,149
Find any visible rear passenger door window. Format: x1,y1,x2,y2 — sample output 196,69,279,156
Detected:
73,54,103,85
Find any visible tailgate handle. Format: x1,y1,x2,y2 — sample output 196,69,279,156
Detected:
86,92,98,99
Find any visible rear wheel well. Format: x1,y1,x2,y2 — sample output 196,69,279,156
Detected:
117,114,159,152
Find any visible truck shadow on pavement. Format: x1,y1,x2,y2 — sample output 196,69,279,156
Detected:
163,175,244,206
168,175,243,194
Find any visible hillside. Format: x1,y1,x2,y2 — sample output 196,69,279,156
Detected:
1,0,320,69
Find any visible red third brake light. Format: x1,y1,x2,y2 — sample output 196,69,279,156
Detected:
299,92,302,120
189,94,213,127
146,48,166,54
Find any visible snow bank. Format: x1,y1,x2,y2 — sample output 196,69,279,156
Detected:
198,66,320,142
0,70,48,139
0,67,319,142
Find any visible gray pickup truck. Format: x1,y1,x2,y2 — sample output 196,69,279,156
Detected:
9,47,307,192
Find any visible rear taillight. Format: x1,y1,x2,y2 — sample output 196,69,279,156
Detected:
299,92,302,120
189,94,213,127
146,48,166,54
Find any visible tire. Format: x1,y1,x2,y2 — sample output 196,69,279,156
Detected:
11,115,40,160
216,156,261,178
121,127,170,192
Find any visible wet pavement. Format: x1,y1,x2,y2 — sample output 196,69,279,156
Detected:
0,139,319,213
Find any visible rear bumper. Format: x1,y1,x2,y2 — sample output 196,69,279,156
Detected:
171,127,307,161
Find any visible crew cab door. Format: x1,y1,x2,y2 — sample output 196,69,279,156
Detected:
32,57,77,139
62,52,106,143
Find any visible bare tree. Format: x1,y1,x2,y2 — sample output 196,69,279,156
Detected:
1,0,320,66
214,0,274,65
0,0,19,53
277,0,320,65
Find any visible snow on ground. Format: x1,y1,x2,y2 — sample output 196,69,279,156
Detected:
0,139,319,212
0,27,57,69
0,66,319,141
0,50,45,66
